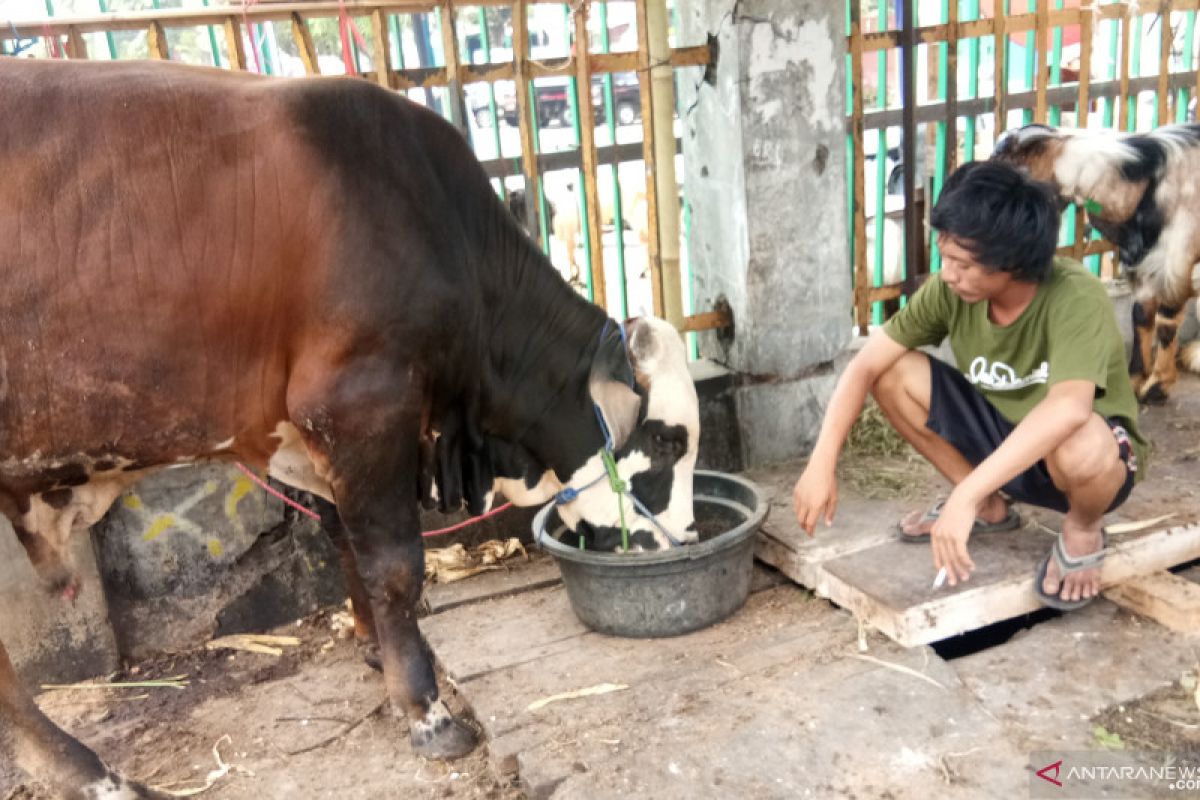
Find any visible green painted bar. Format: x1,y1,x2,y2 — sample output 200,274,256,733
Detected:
1128,14,1142,130
96,0,118,60
1048,0,1062,126
1022,0,1035,125
599,2,629,319
1179,12,1196,123
964,0,980,161
871,0,889,324
845,0,855,279
561,5,594,302
931,0,949,274
1103,0,1118,127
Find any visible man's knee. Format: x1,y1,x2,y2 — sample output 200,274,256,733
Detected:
872,350,930,406
1047,415,1120,485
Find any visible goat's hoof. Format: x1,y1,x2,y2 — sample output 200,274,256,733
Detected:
1140,383,1170,404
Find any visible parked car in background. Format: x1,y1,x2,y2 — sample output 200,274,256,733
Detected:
470,72,641,128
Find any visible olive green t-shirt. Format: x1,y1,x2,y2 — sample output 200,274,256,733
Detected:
884,257,1147,478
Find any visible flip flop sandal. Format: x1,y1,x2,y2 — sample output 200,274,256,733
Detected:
896,499,1022,544
1033,531,1108,611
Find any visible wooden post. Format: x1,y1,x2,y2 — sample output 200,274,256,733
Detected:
1034,0,1050,121
1073,3,1094,259
148,21,169,60
573,3,607,309
645,0,683,327
851,0,869,333
65,25,87,60
291,12,319,75
224,17,247,71
512,0,542,243
635,0,664,318
438,0,468,134
371,9,394,89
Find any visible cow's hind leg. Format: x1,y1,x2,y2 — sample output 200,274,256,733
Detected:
0,640,161,799
1141,303,1183,404
313,496,383,671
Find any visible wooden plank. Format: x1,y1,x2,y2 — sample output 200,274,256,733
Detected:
1034,0,1049,122
1104,570,1200,634
994,0,1008,135
1073,1,1094,258
424,556,561,615
65,25,88,59
511,0,542,243
147,20,169,60
436,1,467,132
224,16,246,70
369,9,393,89
290,11,319,75
849,0,869,334
1118,6,1132,130
945,0,958,174
1158,1,1173,122
818,523,1200,647
679,308,732,333
573,3,606,309
635,0,664,319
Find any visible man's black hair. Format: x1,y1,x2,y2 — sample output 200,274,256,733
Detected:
930,160,1060,282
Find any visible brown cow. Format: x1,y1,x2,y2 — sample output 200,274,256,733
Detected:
0,58,700,798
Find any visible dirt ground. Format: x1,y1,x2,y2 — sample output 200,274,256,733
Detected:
4,375,1200,799
3,607,524,799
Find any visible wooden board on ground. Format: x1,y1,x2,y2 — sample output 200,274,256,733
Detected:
750,465,1200,646
1103,570,1200,634
424,552,561,614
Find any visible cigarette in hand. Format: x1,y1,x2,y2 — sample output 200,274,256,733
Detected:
932,566,948,590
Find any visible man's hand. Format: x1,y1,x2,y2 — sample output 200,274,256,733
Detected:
929,490,977,584
793,465,838,538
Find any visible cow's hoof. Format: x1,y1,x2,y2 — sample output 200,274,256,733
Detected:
1140,383,1169,404
358,640,382,672
410,717,478,760
80,772,168,799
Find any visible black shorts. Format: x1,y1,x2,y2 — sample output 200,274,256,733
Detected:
924,354,1137,514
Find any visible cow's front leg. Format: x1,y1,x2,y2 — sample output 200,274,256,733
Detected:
1130,298,1156,397
1141,303,1184,403
0,640,164,799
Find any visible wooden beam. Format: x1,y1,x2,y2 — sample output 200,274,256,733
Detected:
65,25,88,59
224,16,246,70
1104,571,1200,634
290,12,319,75
511,0,541,244
147,20,169,60
850,0,868,334
573,3,606,310
635,0,663,319
679,308,732,334
370,8,393,89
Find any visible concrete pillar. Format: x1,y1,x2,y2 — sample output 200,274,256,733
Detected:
680,0,851,467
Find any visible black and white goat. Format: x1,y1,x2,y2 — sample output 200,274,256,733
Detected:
992,123,1200,402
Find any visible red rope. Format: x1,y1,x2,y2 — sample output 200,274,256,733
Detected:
234,462,513,537
241,0,264,74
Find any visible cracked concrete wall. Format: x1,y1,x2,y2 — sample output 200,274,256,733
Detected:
681,0,851,466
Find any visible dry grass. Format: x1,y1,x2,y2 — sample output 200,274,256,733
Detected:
840,400,938,499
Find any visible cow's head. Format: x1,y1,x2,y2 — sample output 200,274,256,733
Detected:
556,316,700,551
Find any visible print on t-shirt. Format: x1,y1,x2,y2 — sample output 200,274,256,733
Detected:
965,356,1049,391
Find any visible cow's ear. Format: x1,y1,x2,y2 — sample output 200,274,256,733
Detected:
623,317,662,390
589,324,642,452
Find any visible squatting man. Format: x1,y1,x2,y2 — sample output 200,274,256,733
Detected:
792,161,1146,609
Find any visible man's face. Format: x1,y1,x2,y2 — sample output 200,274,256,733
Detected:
936,235,1015,303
